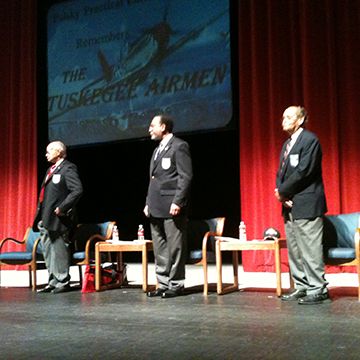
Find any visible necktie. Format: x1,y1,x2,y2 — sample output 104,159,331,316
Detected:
154,143,164,160
281,140,290,172
39,164,56,202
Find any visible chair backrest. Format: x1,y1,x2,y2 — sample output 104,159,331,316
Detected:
323,212,360,249
25,228,42,254
187,218,224,253
73,222,113,251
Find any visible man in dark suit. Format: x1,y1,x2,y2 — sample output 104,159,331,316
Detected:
144,114,193,298
275,106,330,304
33,141,83,294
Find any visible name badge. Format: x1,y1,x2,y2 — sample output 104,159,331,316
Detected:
289,154,299,167
52,174,61,184
162,158,171,170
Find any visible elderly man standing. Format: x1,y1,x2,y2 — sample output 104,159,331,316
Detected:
144,114,193,298
33,141,83,294
275,106,330,304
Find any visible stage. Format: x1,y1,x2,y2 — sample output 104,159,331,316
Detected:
0,264,359,359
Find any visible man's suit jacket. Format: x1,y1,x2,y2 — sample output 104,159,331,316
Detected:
146,136,193,218
33,159,83,233
276,128,327,219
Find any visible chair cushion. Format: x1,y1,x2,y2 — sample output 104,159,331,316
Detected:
73,251,86,260
323,212,360,259
189,250,215,262
0,252,43,261
327,248,356,259
72,251,107,262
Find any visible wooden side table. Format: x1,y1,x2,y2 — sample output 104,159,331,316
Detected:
203,236,288,296
95,240,153,292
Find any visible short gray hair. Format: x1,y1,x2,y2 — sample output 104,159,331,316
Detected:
50,141,67,158
296,106,308,126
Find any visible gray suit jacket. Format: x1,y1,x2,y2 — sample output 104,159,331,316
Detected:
146,136,193,218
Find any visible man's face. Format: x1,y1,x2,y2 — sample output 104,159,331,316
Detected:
282,107,304,135
149,116,165,141
46,144,61,163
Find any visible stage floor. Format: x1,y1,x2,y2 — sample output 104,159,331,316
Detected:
0,264,359,359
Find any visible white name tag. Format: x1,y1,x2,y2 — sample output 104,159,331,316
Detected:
52,174,61,184
289,154,299,167
162,158,171,170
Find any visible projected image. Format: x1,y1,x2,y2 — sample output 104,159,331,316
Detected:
47,0,232,146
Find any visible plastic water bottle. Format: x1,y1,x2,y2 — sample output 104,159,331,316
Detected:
239,221,247,241
137,225,145,240
112,225,119,241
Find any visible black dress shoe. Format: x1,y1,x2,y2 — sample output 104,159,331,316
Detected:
51,285,71,294
37,285,55,293
161,288,183,299
281,289,307,301
298,292,331,305
147,289,165,297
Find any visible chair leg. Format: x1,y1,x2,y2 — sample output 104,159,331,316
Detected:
78,265,83,286
203,252,208,295
32,264,37,291
28,265,32,289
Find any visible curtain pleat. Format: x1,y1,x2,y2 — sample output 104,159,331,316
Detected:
0,1,38,269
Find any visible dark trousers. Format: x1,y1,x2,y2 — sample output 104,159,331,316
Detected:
150,216,187,291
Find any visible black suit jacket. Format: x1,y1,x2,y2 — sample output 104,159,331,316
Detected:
276,129,327,219
33,159,83,232
146,136,193,218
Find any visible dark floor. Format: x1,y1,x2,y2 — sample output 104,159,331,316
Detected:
1,283,360,360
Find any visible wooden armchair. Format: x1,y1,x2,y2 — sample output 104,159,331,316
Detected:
187,217,226,264
198,217,226,295
0,227,43,291
71,221,116,285
323,212,360,300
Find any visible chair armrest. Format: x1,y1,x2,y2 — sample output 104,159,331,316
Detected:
202,231,217,261
355,228,360,259
0,237,27,253
216,217,226,236
31,237,42,258
83,235,109,255
274,238,288,249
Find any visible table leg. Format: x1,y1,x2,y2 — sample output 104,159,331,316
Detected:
216,240,223,294
233,250,239,288
275,242,282,297
142,243,148,292
95,243,101,291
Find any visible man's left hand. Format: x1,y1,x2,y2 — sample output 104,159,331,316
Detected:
55,207,65,216
170,204,180,216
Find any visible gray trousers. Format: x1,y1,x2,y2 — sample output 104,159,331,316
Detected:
38,221,71,288
284,213,328,295
150,216,187,291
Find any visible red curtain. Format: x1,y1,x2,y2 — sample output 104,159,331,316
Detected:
239,0,360,273
0,1,38,268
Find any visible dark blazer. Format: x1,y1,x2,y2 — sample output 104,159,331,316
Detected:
146,136,193,218
276,128,327,219
33,159,83,232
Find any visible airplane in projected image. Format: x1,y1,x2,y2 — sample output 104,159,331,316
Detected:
48,7,229,122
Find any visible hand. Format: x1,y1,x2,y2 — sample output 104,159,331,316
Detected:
274,188,283,202
55,207,65,216
143,205,149,217
282,199,293,208
169,203,180,216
